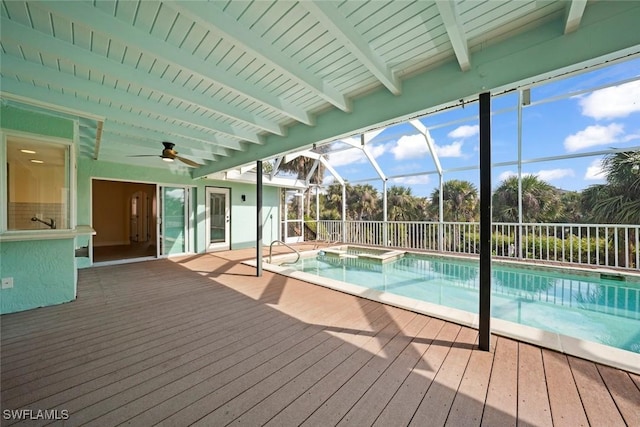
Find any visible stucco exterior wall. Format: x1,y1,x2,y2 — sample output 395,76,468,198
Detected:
0,106,77,314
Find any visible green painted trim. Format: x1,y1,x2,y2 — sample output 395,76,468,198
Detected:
0,105,74,139
194,1,640,177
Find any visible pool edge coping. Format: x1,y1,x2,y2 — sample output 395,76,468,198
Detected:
245,250,640,376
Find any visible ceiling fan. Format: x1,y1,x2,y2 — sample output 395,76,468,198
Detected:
130,142,202,167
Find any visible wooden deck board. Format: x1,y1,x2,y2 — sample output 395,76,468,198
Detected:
481,337,518,427
597,365,640,426
516,342,553,427
1,250,637,427
568,356,626,427
409,327,478,426
372,320,455,427
543,349,590,427
444,335,496,426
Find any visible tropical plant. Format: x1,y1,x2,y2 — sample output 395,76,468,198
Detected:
581,151,640,224
492,175,563,223
430,179,479,222
278,147,329,217
387,185,420,221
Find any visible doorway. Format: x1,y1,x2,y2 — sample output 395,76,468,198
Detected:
92,180,157,263
282,189,304,244
205,187,230,251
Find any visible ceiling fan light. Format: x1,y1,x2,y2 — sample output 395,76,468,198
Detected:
162,157,174,162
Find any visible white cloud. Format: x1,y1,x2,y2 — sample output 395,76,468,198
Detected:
584,158,606,181
390,175,430,185
535,168,574,181
448,125,479,139
622,131,640,143
435,141,463,157
564,123,624,152
367,142,390,158
579,80,640,120
326,147,368,167
390,134,429,160
497,169,573,182
322,175,335,186
498,171,517,181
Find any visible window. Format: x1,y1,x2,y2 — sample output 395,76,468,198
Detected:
5,135,70,230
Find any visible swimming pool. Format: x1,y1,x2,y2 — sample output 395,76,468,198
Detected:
258,246,640,373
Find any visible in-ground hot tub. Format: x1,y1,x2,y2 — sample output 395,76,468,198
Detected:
320,245,405,264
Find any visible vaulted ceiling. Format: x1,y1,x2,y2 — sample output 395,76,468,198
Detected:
1,1,639,178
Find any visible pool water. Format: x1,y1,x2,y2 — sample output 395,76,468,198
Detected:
291,253,640,353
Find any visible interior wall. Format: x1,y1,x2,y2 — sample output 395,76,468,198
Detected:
92,179,156,247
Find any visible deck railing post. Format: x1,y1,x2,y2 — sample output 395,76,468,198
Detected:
383,179,388,247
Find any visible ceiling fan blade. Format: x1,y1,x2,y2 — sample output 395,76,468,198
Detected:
128,155,161,158
177,156,202,168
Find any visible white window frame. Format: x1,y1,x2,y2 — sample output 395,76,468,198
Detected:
0,129,76,233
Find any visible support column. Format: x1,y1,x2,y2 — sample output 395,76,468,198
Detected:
256,160,263,277
479,92,492,351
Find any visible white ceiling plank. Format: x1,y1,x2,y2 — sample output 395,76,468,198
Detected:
99,137,212,165
564,0,588,34
171,2,350,112
2,18,283,136
436,0,471,72
102,122,230,158
301,1,401,95
1,78,242,157
36,1,314,126
1,55,251,150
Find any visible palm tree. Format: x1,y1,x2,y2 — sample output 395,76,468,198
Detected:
350,184,379,220
492,175,562,223
430,179,479,222
278,148,329,217
582,151,640,224
387,186,419,221
581,151,640,268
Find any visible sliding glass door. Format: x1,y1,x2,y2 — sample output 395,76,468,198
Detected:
159,186,188,256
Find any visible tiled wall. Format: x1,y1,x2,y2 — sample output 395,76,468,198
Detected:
7,202,67,230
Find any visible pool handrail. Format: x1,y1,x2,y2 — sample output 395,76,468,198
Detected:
269,240,301,265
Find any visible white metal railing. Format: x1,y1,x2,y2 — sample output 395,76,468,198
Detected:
313,220,640,271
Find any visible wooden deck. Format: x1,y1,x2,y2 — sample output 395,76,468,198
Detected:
2,247,639,426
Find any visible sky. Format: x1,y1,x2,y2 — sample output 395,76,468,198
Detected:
319,56,640,198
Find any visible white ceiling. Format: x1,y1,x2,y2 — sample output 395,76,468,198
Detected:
1,1,639,178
